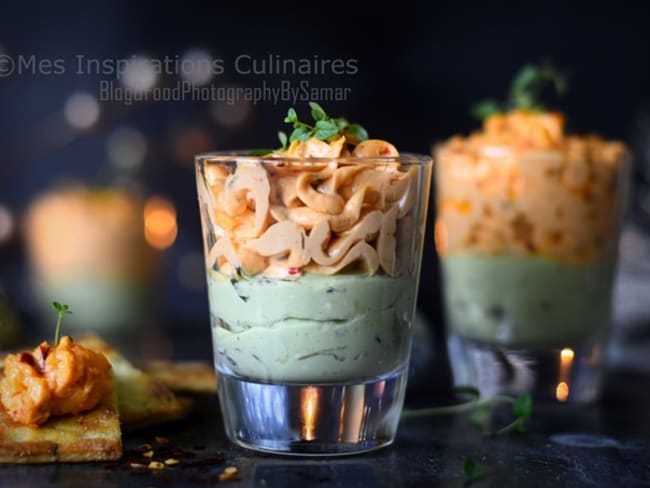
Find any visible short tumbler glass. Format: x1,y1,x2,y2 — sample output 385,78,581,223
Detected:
434,143,629,403
195,152,433,455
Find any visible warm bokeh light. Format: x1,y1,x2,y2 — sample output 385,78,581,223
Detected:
144,197,177,250
301,387,319,441
556,381,569,402
173,126,214,166
210,92,252,128
561,347,575,362
556,347,575,402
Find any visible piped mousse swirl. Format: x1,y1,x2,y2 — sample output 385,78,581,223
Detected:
201,136,417,280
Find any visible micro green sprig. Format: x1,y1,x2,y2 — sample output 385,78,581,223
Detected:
471,61,569,120
52,301,72,346
497,392,533,434
400,389,533,436
277,102,369,149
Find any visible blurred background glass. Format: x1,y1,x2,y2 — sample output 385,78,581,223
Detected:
23,185,158,334
0,2,648,387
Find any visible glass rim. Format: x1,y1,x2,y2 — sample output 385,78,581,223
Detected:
432,140,631,160
195,150,433,166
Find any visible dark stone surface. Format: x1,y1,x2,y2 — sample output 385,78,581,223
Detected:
0,370,648,488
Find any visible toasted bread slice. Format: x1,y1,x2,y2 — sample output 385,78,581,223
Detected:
138,360,217,395
76,336,189,431
0,387,122,463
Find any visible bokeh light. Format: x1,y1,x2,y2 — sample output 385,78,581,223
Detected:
144,197,177,250
121,56,157,93
555,381,569,402
172,126,215,166
180,48,215,86
107,127,148,171
210,90,253,128
63,92,100,130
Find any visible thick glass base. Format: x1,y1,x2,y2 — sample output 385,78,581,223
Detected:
447,334,604,403
216,369,408,456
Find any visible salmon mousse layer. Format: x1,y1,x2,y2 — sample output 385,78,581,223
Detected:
196,104,431,383
435,108,628,348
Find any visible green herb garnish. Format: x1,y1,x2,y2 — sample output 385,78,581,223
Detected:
248,148,275,156
278,102,369,149
277,131,288,149
249,103,370,155
471,61,569,120
463,458,488,481
495,393,532,434
400,390,533,436
52,301,71,346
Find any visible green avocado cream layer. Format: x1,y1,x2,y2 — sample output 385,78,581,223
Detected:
441,253,616,348
207,270,416,383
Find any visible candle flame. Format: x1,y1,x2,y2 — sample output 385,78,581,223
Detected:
301,387,319,441
556,347,575,402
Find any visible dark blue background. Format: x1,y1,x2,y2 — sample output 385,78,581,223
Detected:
1,1,649,355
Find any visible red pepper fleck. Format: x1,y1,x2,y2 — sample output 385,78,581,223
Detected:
288,267,300,275
380,147,392,156
19,352,36,368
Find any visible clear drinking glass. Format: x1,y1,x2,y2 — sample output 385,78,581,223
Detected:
195,152,433,455
434,143,630,403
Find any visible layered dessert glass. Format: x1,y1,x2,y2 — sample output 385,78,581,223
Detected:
435,110,629,402
196,136,432,455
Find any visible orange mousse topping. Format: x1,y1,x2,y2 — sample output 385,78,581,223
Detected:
0,336,112,425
